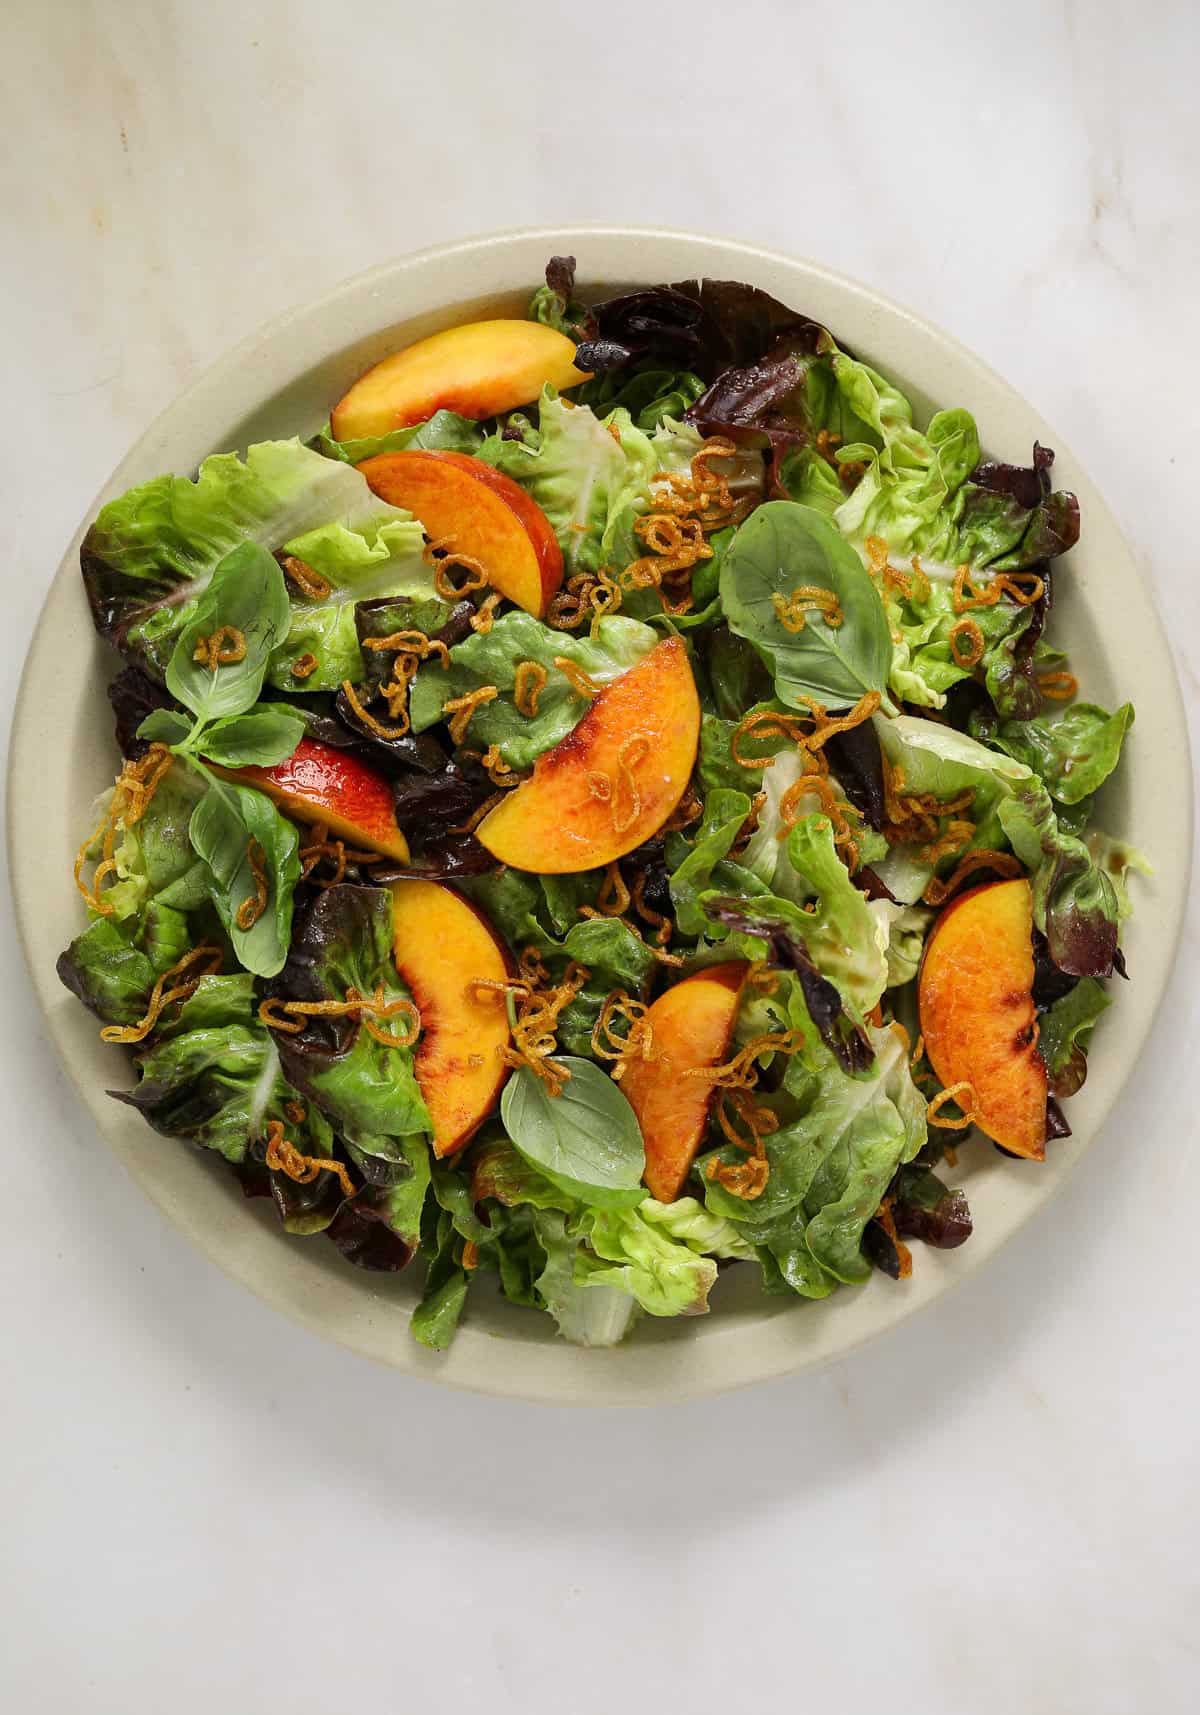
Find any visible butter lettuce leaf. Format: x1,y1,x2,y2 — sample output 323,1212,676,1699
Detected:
700,1023,927,1292
480,387,657,575
408,609,657,769
81,438,434,692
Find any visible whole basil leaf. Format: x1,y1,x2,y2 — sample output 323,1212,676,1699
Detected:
198,706,306,769
188,773,301,977
720,501,893,710
166,541,292,723
137,708,192,747
500,1059,646,1205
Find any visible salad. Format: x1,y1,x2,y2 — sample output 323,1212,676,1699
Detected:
59,256,1144,1350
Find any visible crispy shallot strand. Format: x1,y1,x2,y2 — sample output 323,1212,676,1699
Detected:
620,512,711,615
874,1197,913,1278
465,590,502,635
949,617,985,669
448,790,508,835
685,1031,806,1089
513,660,549,718
474,960,590,1095
771,586,844,633
461,1239,480,1271
547,569,623,632
745,962,779,995
234,838,269,931
716,1087,778,1153
921,849,1023,907
192,625,247,670
476,745,524,789
779,777,861,869
258,988,420,1048
279,554,332,600
663,784,702,830
591,989,655,1081
299,822,381,886
596,862,632,917
425,537,489,601
630,869,673,945
290,652,319,680
729,709,811,770
361,629,451,669
918,818,977,865
793,690,881,752
926,1081,978,1131
553,657,601,699
75,744,174,916
613,735,649,835
340,677,410,740
283,1100,308,1126
909,1032,924,1069
1038,670,1078,701
99,944,223,1044
262,1118,354,1199
729,791,767,860
443,684,499,745
952,563,1045,612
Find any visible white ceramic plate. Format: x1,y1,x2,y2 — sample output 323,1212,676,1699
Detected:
9,227,1191,1404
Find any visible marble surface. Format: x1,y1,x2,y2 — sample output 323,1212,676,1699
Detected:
2,3,1198,1710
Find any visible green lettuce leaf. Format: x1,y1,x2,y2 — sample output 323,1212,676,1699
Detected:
480,388,657,575
311,410,484,465
668,787,755,938
1038,976,1110,1099
997,779,1120,977
575,369,707,432
700,1022,927,1292
272,884,431,1153
976,702,1135,805
408,609,657,769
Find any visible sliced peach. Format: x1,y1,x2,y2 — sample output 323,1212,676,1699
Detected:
357,449,562,618
620,963,748,1202
474,637,701,873
918,878,1047,1160
225,737,409,864
331,319,590,441
390,880,511,1157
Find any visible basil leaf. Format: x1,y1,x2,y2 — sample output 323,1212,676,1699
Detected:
199,706,306,768
719,500,893,710
188,772,301,976
167,541,292,723
137,708,193,746
500,1059,646,1204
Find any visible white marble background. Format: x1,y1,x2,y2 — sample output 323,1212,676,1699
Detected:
2,2,1198,1711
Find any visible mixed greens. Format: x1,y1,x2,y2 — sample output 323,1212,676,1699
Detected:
59,257,1142,1350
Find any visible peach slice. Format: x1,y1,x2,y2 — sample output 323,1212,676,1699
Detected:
357,449,562,618
918,878,1047,1160
474,637,701,873
331,319,590,442
390,880,511,1157
620,963,748,1202
226,737,410,863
